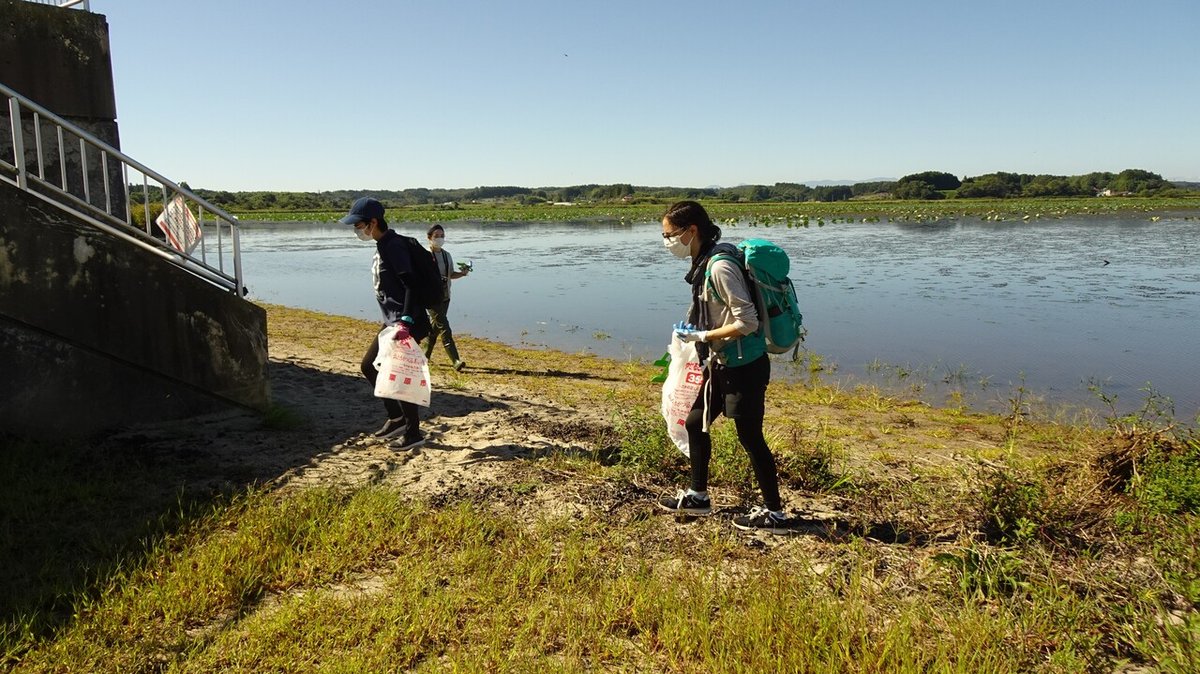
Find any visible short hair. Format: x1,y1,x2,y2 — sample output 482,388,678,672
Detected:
427,224,445,237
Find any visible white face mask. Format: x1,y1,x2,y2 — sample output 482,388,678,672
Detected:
355,225,372,242
664,233,690,259
430,237,445,249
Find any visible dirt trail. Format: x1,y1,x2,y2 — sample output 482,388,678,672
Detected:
126,339,614,508
274,354,591,498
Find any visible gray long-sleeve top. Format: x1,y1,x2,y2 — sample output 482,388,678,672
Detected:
701,257,760,353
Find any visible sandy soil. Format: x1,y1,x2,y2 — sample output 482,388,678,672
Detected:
122,349,598,493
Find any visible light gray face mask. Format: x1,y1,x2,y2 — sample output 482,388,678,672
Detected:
664,234,690,259
355,225,371,241
430,237,445,249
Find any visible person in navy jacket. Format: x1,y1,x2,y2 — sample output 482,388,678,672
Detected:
340,197,430,451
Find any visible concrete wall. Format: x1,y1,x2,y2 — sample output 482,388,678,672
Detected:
0,184,270,437
0,0,117,125
1,0,124,220
1,2,270,437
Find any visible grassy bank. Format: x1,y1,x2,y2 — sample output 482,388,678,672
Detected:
230,196,1200,225
3,305,1198,672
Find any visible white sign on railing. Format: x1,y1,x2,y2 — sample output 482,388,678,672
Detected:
155,195,203,254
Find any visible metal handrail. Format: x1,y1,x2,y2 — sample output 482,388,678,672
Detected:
20,1,91,9
1,82,245,295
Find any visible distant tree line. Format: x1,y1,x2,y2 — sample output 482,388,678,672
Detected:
126,169,1196,212
862,169,1181,201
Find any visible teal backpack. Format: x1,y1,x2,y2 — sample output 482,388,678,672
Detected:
707,239,806,359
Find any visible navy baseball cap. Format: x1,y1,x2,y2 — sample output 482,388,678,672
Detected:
339,197,387,226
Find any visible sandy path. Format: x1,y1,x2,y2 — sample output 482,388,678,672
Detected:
194,339,609,503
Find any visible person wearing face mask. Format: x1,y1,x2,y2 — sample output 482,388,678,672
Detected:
422,224,470,371
659,200,791,533
340,197,431,451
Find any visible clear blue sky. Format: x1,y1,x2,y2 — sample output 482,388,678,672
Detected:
93,0,1199,192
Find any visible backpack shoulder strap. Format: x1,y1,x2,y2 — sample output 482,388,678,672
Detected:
704,248,746,305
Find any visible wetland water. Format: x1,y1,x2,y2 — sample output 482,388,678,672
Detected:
239,214,1200,420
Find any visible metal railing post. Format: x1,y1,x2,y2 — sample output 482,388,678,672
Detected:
142,175,151,235
197,207,208,264
231,221,244,295
33,112,44,180
79,137,89,204
101,150,111,215
9,98,27,190
56,126,66,189
121,163,131,227
216,213,225,271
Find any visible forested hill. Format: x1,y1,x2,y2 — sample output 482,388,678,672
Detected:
167,169,1197,212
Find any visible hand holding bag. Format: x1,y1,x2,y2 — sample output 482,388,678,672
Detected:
372,325,432,406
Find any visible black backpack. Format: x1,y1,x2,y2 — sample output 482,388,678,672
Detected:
398,235,444,309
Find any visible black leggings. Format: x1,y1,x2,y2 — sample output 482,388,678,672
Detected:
361,329,421,432
685,354,781,512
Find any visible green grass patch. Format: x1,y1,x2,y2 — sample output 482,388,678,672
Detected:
1134,434,1200,516
12,485,1175,673
0,434,231,659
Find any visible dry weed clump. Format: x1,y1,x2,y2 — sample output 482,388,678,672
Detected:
1094,421,1200,515
1094,428,1173,494
966,444,1140,554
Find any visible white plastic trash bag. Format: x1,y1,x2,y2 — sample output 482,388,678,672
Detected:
372,326,432,406
660,335,704,457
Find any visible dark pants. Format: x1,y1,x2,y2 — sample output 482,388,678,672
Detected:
685,354,782,512
361,329,421,434
423,298,461,363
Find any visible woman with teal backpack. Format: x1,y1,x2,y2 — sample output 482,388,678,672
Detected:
658,200,790,532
